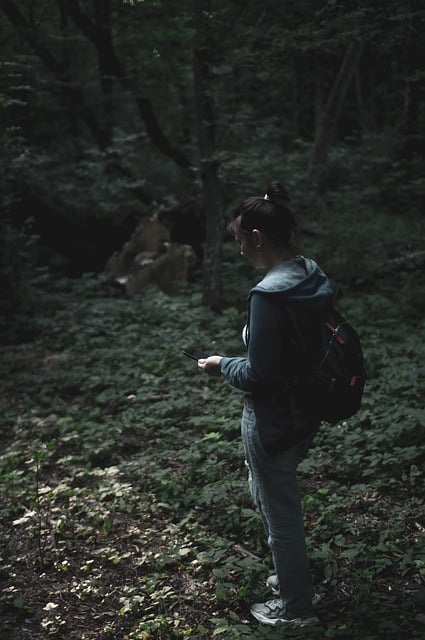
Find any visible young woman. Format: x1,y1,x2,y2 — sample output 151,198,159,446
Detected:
198,182,333,627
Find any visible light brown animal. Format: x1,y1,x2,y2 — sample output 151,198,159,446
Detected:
103,213,197,295
125,243,197,296
103,213,171,281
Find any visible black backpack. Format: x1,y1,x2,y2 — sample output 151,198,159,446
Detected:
290,305,366,424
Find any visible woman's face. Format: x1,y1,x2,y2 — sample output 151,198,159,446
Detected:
234,225,264,269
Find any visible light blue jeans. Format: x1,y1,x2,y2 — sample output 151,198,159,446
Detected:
241,396,317,615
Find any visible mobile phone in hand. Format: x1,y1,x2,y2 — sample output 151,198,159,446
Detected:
183,347,207,361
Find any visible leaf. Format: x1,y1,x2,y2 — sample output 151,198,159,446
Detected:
215,582,227,601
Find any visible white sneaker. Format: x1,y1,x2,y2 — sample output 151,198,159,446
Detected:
250,598,319,627
266,575,322,605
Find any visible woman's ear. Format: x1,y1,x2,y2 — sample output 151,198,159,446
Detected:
251,229,263,248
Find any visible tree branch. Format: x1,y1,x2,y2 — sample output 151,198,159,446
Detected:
56,0,190,168
0,0,113,149
0,0,152,204
0,0,63,73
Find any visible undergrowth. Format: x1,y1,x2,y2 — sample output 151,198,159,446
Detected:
0,246,424,639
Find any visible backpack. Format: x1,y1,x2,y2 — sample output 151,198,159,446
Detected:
290,305,366,424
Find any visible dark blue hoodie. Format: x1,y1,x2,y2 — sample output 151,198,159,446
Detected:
220,256,334,452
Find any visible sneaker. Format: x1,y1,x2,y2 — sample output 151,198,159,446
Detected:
266,575,322,605
250,598,319,627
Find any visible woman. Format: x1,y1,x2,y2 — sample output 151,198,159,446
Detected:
198,182,333,627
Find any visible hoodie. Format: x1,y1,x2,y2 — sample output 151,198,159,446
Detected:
220,256,334,452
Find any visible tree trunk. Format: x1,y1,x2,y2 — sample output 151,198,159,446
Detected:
314,58,325,133
304,40,366,191
58,5,81,156
193,0,223,310
401,4,424,157
355,67,370,133
94,0,115,149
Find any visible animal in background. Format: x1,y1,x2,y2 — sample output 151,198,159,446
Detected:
103,213,197,295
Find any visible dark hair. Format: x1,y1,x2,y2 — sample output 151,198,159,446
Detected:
231,181,296,248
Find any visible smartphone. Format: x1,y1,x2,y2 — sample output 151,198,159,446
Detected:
183,347,207,361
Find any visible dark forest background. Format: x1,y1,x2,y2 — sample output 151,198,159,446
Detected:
0,2,424,640
1,0,424,311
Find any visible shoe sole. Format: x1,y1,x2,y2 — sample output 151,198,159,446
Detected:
251,608,319,627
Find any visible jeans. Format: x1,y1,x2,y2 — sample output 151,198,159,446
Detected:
241,396,317,614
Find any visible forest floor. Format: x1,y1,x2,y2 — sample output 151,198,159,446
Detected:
0,249,424,640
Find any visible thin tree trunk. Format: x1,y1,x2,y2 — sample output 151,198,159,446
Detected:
58,5,81,155
290,58,300,136
314,58,325,133
355,67,369,133
304,40,366,191
401,3,423,156
94,0,115,149
193,0,223,310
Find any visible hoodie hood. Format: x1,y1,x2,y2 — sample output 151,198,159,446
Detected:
251,256,333,311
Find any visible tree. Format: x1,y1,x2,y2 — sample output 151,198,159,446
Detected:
304,40,366,191
193,0,223,309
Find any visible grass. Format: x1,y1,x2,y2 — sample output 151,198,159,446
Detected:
0,242,424,639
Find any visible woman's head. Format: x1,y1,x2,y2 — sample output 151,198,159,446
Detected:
230,182,296,250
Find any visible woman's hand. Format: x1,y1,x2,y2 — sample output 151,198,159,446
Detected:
198,355,223,377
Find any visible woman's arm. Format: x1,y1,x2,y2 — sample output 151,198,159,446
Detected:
200,293,285,392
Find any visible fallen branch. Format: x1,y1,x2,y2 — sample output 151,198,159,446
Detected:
233,544,262,561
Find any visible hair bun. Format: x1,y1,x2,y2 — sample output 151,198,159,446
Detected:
265,182,290,205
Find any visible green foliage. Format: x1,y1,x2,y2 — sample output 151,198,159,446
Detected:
0,213,39,321
1,248,424,638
